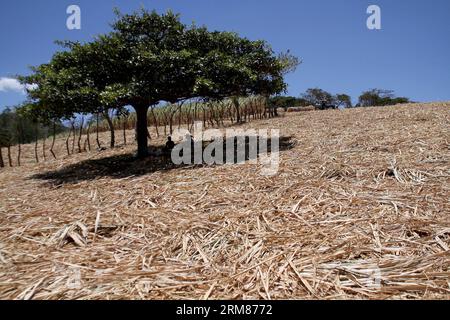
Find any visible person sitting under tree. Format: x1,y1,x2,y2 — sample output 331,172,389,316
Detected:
163,136,175,159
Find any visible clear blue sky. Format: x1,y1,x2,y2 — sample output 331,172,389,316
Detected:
1,0,449,109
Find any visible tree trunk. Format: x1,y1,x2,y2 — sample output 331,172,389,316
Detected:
71,122,76,154
16,121,22,166
103,111,115,148
202,107,206,128
122,117,127,145
243,103,247,122
169,112,175,135
194,103,198,122
86,123,91,151
17,142,22,167
34,123,39,163
191,103,198,131
151,108,159,137
163,114,167,136
229,104,234,123
65,129,71,156
133,104,150,158
50,121,57,159
7,145,12,167
233,97,241,123
42,128,47,161
96,113,101,149
77,116,84,153
0,147,4,168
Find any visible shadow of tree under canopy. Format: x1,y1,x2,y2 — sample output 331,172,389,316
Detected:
31,136,295,186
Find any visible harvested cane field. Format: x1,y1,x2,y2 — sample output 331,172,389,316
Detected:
0,102,449,300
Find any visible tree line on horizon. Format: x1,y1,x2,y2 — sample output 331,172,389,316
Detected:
270,88,411,110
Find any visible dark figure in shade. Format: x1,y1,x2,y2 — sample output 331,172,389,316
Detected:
163,136,175,158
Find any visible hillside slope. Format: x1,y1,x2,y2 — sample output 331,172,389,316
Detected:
0,102,449,299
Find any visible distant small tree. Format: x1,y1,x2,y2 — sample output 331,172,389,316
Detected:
1,113,12,156
16,104,40,163
269,96,309,110
390,97,411,105
358,89,410,107
301,88,336,107
0,109,14,167
116,107,130,145
335,94,352,108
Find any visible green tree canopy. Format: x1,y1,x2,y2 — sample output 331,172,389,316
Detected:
0,106,65,148
21,9,296,158
301,88,336,107
335,94,352,108
269,96,309,110
358,89,410,107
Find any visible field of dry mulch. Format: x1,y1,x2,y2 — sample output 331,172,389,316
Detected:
0,102,449,300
